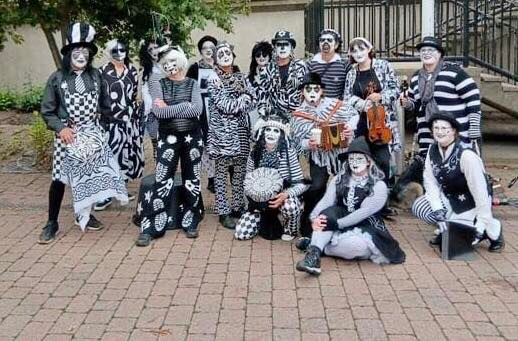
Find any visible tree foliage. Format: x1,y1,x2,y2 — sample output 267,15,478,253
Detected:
0,0,250,68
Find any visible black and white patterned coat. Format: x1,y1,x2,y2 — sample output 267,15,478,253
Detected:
257,59,306,116
343,58,401,151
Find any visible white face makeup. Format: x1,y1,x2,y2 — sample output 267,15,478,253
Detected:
71,47,90,70
264,126,281,145
351,44,370,64
255,52,270,67
216,47,233,67
147,43,160,62
275,40,292,59
110,42,126,62
162,59,179,76
420,47,441,66
303,84,323,104
348,153,369,175
201,41,215,60
432,119,456,147
319,34,337,54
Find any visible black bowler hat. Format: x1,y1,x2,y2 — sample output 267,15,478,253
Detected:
416,36,445,56
197,35,218,52
338,136,372,161
299,72,325,90
428,111,460,131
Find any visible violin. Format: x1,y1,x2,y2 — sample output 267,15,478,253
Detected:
365,81,392,145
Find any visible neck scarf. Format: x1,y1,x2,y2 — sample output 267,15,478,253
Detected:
418,58,444,120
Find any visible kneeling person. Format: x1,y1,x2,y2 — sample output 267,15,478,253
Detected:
235,115,307,241
296,137,405,275
412,111,504,252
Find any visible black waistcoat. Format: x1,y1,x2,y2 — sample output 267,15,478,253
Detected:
159,77,198,132
429,141,489,214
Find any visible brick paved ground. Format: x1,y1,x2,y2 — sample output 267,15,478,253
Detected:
0,160,517,340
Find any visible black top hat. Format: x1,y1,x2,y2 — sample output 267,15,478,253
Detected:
61,22,98,56
416,36,445,55
271,31,296,49
428,111,460,131
197,35,218,52
299,72,325,90
338,136,372,161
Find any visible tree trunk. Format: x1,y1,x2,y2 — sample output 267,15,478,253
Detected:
41,25,62,69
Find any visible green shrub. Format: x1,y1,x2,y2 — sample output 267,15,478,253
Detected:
28,111,53,169
0,129,26,161
0,90,17,111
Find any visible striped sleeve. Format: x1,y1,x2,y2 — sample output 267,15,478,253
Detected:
454,69,482,139
208,78,254,115
285,148,308,197
150,79,203,119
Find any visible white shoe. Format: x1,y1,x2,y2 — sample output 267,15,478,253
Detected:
281,234,296,241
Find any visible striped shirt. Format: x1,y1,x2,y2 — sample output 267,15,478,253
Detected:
148,76,203,119
408,62,482,155
307,53,349,100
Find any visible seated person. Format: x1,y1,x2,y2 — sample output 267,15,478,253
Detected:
235,115,308,241
296,136,406,276
412,111,504,251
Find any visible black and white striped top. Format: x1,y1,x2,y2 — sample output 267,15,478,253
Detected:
148,75,203,120
307,53,349,100
408,62,482,155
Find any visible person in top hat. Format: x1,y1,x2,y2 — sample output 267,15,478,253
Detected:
234,113,308,241
186,35,219,194
291,72,359,241
207,41,256,230
411,111,504,252
401,36,483,157
257,30,306,118
38,22,128,244
307,28,350,100
296,136,406,275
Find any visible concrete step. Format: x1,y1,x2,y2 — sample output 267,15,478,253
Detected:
502,82,518,92
481,73,504,82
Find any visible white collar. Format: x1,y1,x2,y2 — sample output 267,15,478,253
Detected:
438,142,456,160
312,53,341,63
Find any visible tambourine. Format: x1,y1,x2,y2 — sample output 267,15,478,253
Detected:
244,167,284,203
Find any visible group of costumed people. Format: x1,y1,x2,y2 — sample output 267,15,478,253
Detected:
38,21,504,276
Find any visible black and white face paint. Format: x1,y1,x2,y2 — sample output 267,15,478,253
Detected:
216,47,233,67
71,47,90,70
420,47,441,66
201,41,215,60
147,43,160,62
110,42,127,62
303,84,323,104
351,44,370,64
319,34,337,54
162,59,179,76
348,153,369,175
264,126,281,146
432,119,456,148
275,40,292,59
255,51,270,68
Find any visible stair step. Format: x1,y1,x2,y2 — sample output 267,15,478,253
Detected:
502,82,518,92
481,73,504,82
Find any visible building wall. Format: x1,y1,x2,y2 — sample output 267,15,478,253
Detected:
0,10,305,89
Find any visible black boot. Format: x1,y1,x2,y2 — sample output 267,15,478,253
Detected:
296,237,311,251
38,221,59,244
207,178,215,194
219,214,236,229
136,232,152,247
296,245,322,276
429,233,442,246
489,231,505,252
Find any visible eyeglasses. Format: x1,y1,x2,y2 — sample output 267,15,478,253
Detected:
432,126,453,133
420,47,438,55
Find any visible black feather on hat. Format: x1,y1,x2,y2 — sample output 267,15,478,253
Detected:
338,136,372,161
299,72,325,90
61,22,98,56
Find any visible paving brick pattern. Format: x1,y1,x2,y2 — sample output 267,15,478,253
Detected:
0,165,517,340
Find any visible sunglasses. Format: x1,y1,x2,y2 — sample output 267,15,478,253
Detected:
254,52,269,58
